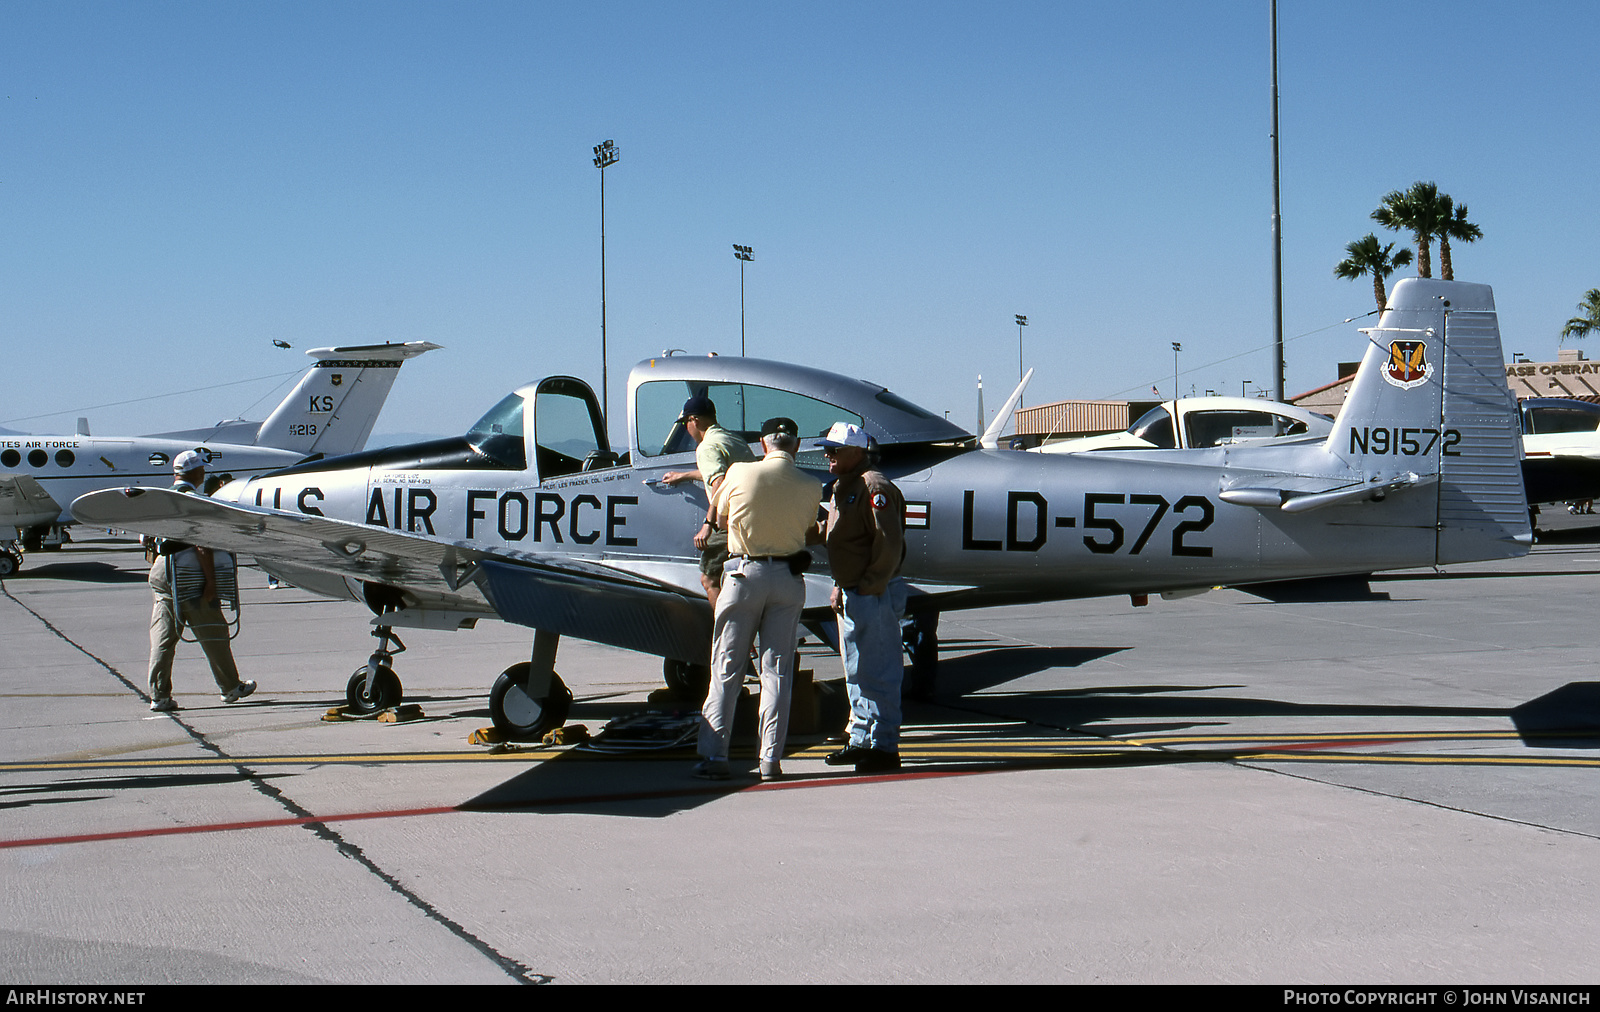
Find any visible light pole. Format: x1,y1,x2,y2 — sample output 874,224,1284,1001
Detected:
1015,315,1028,407
1172,342,1182,401
593,139,619,423
1269,0,1285,401
733,245,754,356
1242,379,1253,398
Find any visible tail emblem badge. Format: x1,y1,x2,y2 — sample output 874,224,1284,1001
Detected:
1384,340,1433,390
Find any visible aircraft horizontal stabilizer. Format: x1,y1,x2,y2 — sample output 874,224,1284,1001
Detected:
1219,473,1433,514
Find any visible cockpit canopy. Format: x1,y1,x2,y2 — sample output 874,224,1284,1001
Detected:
264,356,964,483
628,355,969,460
1519,398,1600,436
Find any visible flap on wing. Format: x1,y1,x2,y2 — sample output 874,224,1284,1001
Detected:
479,559,712,664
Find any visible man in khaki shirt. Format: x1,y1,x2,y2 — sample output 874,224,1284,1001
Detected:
695,417,822,782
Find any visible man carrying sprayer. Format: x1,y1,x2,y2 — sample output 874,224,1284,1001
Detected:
145,450,257,712
815,422,907,773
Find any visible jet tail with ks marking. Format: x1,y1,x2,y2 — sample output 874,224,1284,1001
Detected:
152,342,441,457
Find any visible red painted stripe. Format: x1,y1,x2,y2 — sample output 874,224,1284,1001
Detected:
0,805,459,850
1250,737,1413,752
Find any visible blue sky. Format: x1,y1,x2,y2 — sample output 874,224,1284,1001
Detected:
3,1,1597,442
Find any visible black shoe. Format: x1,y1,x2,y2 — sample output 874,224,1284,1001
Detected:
855,748,901,773
825,745,873,766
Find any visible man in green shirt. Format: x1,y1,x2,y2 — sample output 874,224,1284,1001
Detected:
661,395,756,611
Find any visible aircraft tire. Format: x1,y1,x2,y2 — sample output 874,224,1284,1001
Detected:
0,552,18,578
661,658,711,702
346,665,402,714
489,662,571,739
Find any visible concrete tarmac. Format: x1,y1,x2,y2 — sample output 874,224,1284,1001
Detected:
2,518,1598,985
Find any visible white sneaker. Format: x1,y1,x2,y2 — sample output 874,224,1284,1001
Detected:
221,680,257,704
149,697,177,712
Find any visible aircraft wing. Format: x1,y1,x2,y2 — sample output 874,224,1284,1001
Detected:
1521,453,1600,506
70,487,714,662
0,474,65,532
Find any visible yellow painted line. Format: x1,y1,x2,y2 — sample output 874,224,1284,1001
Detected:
4,732,1594,776
1237,751,1600,768
0,750,560,773
1122,730,1525,746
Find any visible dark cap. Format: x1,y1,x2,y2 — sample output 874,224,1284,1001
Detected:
675,394,717,424
760,416,799,438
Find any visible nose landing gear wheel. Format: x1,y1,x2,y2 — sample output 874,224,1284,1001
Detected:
489,662,572,739
346,665,402,714
662,657,711,702
0,552,18,578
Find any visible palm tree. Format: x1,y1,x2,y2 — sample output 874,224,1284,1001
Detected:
1335,234,1413,313
1562,289,1600,345
1372,181,1446,279
1436,198,1483,281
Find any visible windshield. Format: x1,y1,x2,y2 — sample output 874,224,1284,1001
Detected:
465,393,528,469
635,380,862,459
1128,406,1177,448
1524,404,1600,435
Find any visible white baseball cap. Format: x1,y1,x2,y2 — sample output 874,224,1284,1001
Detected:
814,422,869,449
173,450,206,474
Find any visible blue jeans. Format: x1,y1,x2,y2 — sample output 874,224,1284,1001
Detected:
838,580,906,751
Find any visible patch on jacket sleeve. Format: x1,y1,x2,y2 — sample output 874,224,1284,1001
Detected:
871,492,889,510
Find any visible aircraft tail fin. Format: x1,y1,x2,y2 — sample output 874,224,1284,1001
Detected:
254,342,441,456
1327,278,1529,563
980,368,1034,448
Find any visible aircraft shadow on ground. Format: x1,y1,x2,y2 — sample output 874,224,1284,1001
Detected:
0,771,290,811
456,664,1600,819
6,560,146,584
1528,523,1600,544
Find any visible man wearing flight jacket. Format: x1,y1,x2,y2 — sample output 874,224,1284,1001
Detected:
816,422,907,773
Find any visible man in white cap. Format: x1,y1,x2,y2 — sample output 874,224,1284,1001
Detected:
694,417,822,782
145,449,256,711
815,421,906,773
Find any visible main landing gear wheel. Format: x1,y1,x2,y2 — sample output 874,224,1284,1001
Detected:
0,552,18,577
662,658,711,702
489,662,571,739
346,664,402,714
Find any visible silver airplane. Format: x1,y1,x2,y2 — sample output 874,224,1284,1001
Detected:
1516,398,1600,507
0,341,439,574
72,279,1529,737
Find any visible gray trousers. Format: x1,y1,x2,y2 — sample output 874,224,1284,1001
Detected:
148,560,243,701
698,558,806,763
